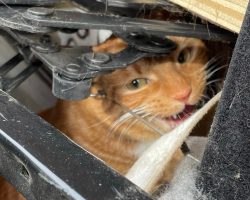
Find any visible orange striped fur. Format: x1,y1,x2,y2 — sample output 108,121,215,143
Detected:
0,36,208,199
41,36,208,190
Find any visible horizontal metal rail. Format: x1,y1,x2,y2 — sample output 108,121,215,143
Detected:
0,90,152,200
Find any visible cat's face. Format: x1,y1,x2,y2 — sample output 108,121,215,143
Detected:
93,37,208,140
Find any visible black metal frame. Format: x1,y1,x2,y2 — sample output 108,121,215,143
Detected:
0,0,249,200
0,90,152,200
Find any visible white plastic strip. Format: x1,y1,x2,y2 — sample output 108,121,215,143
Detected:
126,91,221,193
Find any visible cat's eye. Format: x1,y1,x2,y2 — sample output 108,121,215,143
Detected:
126,78,148,90
177,48,192,64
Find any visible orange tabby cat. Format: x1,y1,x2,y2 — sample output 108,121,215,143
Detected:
0,36,208,199
41,36,208,190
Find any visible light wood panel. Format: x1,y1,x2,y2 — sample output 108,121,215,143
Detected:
169,0,248,33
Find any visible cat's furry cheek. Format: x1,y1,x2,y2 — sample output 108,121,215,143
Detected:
188,91,203,104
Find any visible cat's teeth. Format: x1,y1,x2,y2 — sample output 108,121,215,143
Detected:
172,115,178,120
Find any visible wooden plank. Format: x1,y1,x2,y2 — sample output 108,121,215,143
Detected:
168,0,248,33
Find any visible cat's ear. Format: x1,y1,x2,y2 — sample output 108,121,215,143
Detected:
92,36,128,54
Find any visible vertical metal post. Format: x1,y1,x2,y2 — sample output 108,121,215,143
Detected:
197,2,250,200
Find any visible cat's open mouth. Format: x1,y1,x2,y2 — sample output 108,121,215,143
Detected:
164,105,196,126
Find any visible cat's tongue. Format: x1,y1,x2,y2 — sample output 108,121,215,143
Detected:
167,105,195,124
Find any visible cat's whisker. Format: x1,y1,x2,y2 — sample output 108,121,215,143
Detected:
108,106,149,137
118,118,138,143
109,114,136,137
109,113,134,136
206,65,227,79
201,94,210,101
148,114,158,122
81,115,112,129
206,78,223,86
207,85,216,97
196,96,205,108
206,63,222,74
205,55,224,68
205,62,225,77
206,60,223,69
121,106,147,119
114,101,164,136
133,105,149,113
206,58,227,76
118,113,152,144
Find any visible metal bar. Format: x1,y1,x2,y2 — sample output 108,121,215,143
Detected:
73,0,149,17
22,9,236,41
0,6,235,41
0,90,152,200
74,0,180,10
3,62,40,92
197,2,250,199
97,0,175,7
0,0,61,5
0,53,23,76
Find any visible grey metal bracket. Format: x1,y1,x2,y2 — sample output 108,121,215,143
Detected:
4,29,174,99
0,7,53,33
0,1,237,100
0,30,40,93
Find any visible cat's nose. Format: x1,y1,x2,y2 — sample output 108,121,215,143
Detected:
172,87,191,102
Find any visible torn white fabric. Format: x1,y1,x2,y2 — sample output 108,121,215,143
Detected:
158,156,212,200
